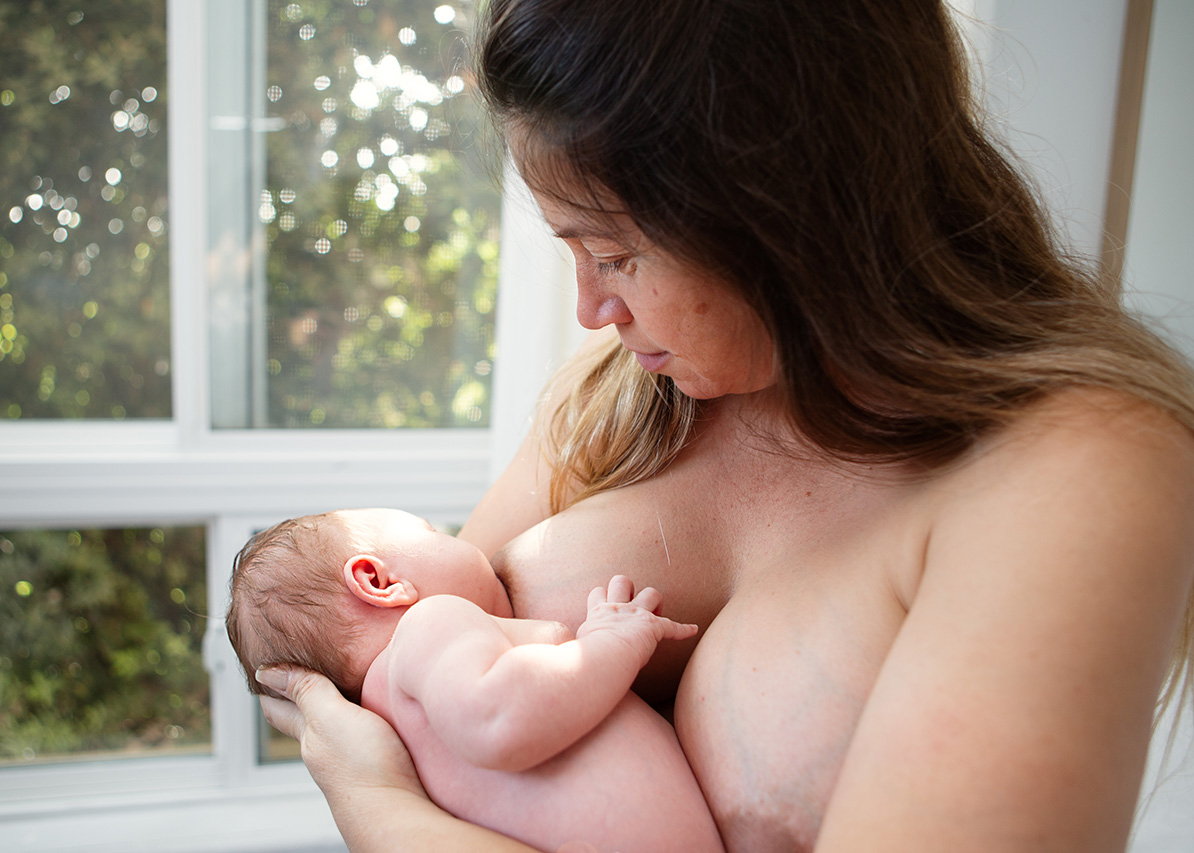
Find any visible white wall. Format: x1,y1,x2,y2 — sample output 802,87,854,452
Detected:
962,0,1129,259
1120,2,1194,844
1122,0,1194,360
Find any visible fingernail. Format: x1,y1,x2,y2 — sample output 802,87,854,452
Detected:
255,666,289,693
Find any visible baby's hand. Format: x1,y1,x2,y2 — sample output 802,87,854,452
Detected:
576,575,698,666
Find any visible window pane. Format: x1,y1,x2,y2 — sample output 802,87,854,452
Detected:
0,526,209,765
212,0,500,429
0,1,171,420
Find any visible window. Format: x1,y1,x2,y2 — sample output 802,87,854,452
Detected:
209,0,502,430
0,1,574,849
0,1,171,421
0,526,209,766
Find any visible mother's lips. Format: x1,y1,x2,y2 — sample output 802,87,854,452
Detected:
631,350,670,371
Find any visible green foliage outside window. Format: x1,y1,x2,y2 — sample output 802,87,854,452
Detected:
0,0,171,420
259,0,501,428
0,0,502,428
0,527,210,763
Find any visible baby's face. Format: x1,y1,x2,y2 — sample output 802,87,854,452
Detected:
333,508,508,613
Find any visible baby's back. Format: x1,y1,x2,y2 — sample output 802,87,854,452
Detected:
363,645,723,852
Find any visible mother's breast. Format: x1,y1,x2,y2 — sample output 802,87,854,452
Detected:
491,481,737,705
675,552,911,853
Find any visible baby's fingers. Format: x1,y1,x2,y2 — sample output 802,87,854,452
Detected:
607,574,635,603
658,618,700,641
631,585,663,615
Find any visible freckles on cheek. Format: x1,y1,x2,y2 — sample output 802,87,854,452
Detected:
694,302,709,315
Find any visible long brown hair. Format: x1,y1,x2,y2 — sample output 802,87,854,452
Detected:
477,0,1194,704
539,337,697,514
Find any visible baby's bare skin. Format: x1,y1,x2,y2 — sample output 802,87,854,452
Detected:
360,577,724,853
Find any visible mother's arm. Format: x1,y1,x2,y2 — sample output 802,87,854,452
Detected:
817,394,1194,852
257,667,539,852
459,422,554,558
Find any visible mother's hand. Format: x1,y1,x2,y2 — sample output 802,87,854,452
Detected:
256,666,424,800
257,666,541,852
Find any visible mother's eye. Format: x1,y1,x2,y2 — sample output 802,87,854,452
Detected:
596,258,628,274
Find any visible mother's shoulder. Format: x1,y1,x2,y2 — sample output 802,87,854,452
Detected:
979,386,1194,466
928,385,1194,525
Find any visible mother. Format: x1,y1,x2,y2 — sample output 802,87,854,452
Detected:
258,1,1194,850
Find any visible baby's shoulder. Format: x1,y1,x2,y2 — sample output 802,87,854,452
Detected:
396,594,495,640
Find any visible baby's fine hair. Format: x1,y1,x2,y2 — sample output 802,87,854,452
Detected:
226,514,366,703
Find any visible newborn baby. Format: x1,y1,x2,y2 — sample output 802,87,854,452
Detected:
227,507,723,853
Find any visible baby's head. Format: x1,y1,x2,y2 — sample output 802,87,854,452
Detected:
227,512,368,701
227,508,508,703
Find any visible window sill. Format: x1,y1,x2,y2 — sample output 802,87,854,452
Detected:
0,428,491,526
0,776,344,853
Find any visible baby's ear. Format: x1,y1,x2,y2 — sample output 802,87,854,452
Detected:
342,555,419,608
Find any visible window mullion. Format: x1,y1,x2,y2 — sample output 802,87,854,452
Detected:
248,0,271,429
206,515,260,785
167,0,211,448
206,0,256,431
487,162,582,480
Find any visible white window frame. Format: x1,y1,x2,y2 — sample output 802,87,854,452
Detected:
0,2,577,850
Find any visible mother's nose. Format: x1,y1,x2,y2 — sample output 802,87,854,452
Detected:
575,269,633,330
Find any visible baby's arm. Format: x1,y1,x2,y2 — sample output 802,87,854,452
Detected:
391,575,696,772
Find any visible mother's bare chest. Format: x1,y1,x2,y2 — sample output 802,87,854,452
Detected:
492,421,932,849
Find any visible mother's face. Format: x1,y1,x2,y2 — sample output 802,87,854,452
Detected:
530,186,777,400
